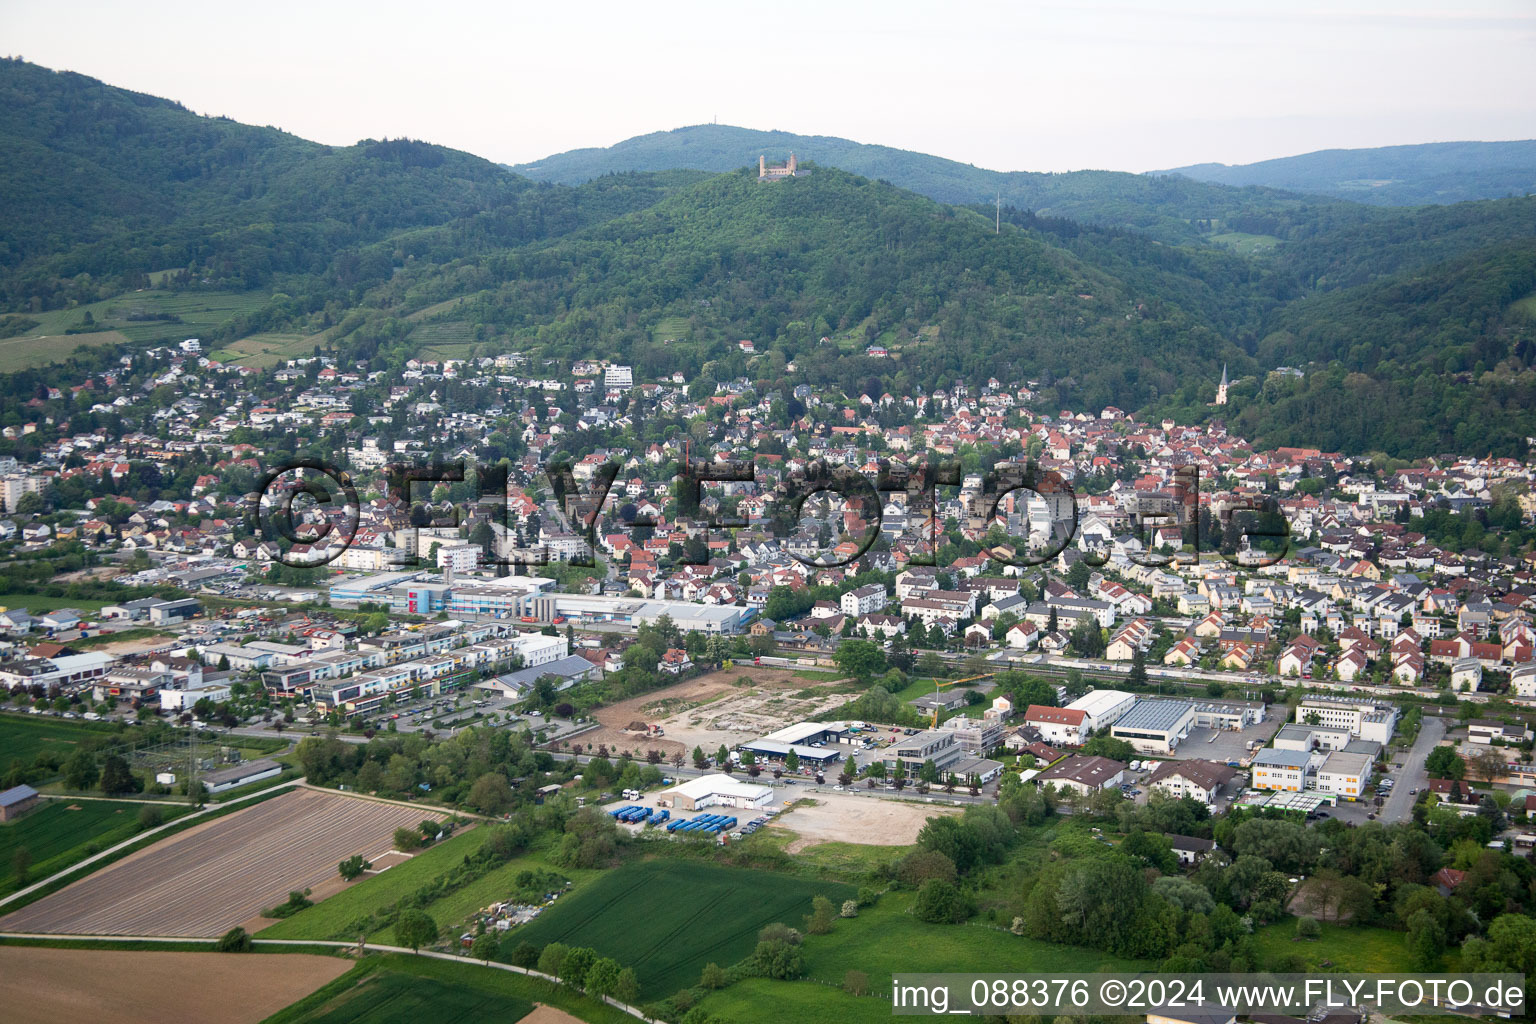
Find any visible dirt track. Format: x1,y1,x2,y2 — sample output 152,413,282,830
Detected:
569,667,852,759
0,788,445,937
0,947,349,1024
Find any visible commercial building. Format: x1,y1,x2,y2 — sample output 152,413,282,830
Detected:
656,773,773,812
883,729,962,773
1034,754,1127,795
1110,700,1196,754
147,598,202,625
476,654,598,698
739,721,858,765
329,571,428,605
1293,697,1398,745
1251,748,1311,792
515,592,751,634
159,682,234,711
1273,723,1352,756
1315,750,1373,800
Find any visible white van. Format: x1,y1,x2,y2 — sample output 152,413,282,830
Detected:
622,788,640,800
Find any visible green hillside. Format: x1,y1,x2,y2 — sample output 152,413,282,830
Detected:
0,58,530,311
4,60,1536,455
509,123,1346,243
1154,140,1536,206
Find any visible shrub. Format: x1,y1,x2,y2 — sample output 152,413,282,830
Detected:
840,899,859,918
913,878,970,924
1295,915,1321,940
215,926,252,952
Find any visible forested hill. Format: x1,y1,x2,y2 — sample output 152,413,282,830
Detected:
509,123,1344,244
0,58,530,310
352,166,1249,416
1153,140,1536,206
4,59,1536,457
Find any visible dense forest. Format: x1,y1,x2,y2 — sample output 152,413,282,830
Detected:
3,58,1535,457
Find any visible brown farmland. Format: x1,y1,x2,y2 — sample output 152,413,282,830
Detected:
0,788,444,937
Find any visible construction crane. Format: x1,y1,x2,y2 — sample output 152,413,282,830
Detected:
929,673,993,728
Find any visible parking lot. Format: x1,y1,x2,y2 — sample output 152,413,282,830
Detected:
1178,711,1283,764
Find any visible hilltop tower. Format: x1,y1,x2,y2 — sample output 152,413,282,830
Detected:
758,153,798,180
1215,363,1229,406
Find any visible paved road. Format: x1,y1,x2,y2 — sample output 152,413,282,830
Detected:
1381,715,1445,823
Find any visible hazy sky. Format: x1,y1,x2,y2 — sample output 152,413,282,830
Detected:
5,0,1534,172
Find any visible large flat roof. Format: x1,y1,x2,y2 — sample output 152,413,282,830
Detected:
1065,689,1134,719
1112,700,1195,734
1252,748,1312,769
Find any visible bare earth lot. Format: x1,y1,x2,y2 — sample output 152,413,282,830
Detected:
0,788,443,937
0,947,350,1024
769,792,959,852
578,667,852,758
517,1005,590,1024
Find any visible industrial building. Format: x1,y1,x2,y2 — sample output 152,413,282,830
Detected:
328,570,428,604
740,721,860,765
516,592,752,634
656,773,774,812
1110,700,1196,754
203,759,284,794
1063,689,1136,730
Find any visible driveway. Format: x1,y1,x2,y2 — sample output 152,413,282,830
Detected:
1381,715,1445,822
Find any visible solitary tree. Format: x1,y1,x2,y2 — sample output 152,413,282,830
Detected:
395,909,438,953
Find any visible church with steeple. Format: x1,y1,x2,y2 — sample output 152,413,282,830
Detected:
1215,363,1229,406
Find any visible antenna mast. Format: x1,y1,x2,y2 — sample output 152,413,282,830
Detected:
995,191,1001,234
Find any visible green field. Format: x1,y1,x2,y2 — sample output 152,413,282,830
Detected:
1252,919,1416,972
0,289,272,370
0,330,129,372
207,332,314,368
261,954,633,1024
650,314,691,341
1207,231,1282,255
509,860,855,1000
258,828,492,940
0,715,116,767
371,850,599,946
796,892,1146,994
0,798,185,895
696,976,891,1024
0,593,115,614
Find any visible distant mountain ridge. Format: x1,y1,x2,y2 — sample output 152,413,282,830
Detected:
1152,140,1536,206
510,123,1339,244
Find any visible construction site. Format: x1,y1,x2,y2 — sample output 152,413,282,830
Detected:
568,666,858,759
